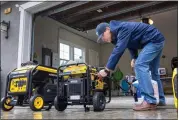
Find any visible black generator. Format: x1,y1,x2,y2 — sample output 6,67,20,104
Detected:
54,63,111,112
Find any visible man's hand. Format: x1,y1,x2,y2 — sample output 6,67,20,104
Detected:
98,68,110,78
131,59,136,68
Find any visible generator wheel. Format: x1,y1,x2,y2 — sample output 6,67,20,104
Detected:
1,97,14,111
174,74,178,98
54,96,67,111
29,94,44,111
93,92,106,112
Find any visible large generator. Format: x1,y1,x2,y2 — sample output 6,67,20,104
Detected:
54,63,111,112
1,62,57,111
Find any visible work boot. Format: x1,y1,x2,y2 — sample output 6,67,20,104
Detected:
133,100,156,111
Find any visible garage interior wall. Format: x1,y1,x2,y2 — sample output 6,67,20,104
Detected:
34,16,100,66
0,2,26,97
34,9,177,75
100,9,178,76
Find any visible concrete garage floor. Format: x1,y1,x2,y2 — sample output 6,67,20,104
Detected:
1,95,177,119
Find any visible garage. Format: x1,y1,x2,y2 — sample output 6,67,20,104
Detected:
1,1,178,119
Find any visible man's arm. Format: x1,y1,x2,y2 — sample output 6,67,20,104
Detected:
128,48,138,60
106,25,131,70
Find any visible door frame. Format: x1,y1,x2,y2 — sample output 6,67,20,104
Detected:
16,1,63,67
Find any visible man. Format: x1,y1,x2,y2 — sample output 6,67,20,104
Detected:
96,20,166,111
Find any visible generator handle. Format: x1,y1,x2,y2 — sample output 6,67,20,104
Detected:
57,63,88,77
58,63,87,69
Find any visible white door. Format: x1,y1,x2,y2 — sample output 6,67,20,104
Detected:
89,49,99,67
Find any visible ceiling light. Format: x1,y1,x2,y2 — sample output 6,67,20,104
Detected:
148,18,154,25
141,17,154,25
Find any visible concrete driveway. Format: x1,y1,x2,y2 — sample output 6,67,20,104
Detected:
1,95,177,119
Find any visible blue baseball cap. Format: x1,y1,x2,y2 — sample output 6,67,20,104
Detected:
96,22,110,43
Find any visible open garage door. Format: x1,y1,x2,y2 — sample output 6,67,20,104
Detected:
16,1,64,67
17,1,177,68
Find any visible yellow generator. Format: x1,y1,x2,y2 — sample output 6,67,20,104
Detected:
1,61,57,111
54,63,111,112
172,68,178,109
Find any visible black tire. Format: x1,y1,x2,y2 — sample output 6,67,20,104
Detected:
93,92,106,112
29,94,44,111
54,96,67,111
174,74,178,98
1,97,14,111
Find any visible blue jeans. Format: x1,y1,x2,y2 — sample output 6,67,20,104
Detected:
134,41,165,104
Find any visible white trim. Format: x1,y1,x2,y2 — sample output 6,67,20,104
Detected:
17,9,33,67
17,1,64,68
17,9,25,67
18,1,64,14
25,11,33,63
20,2,45,10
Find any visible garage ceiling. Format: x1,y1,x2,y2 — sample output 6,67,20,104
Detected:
38,1,177,32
